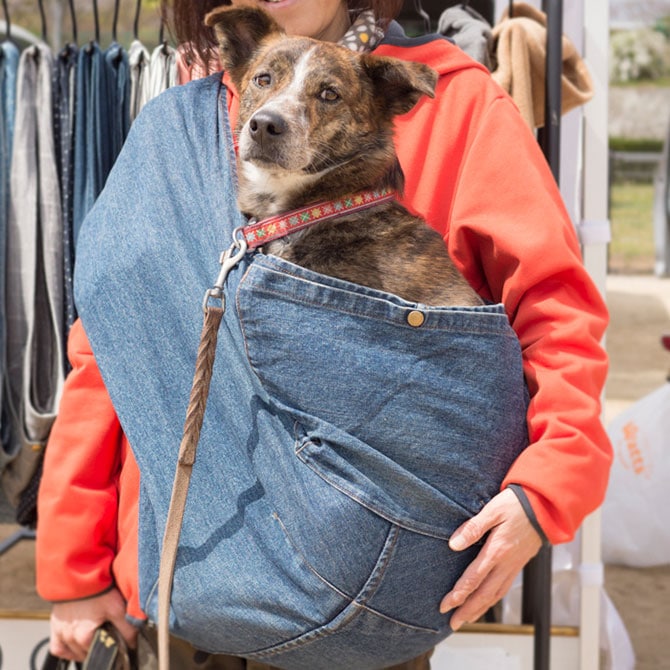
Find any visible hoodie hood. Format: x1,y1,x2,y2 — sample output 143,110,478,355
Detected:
378,20,490,78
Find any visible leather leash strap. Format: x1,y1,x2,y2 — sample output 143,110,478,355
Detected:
154,189,392,666
157,305,224,670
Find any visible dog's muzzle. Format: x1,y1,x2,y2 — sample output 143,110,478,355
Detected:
241,106,310,171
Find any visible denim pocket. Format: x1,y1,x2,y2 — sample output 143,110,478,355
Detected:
237,253,529,540
247,517,479,669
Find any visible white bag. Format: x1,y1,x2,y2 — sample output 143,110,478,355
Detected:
602,383,670,567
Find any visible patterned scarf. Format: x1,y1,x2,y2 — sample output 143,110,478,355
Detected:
339,9,385,52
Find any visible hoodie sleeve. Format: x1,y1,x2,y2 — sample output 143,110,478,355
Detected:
36,318,123,601
448,94,611,544
387,43,612,544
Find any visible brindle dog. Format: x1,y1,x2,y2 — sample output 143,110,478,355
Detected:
205,5,482,307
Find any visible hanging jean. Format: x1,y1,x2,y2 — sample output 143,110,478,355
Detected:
74,75,529,669
104,42,130,163
0,40,19,455
53,43,79,347
73,42,110,246
2,44,65,508
148,43,177,99
129,39,151,122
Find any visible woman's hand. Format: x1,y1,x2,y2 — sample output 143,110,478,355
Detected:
440,488,543,630
49,588,138,662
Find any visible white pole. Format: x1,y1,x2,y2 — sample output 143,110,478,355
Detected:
579,1,610,668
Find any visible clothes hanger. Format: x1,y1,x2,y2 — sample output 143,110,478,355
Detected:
459,0,494,24
413,0,431,34
110,0,124,64
68,0,77,45
133,0,142,41
112,0,120,43
2,0,11,42
37,0,47,42
59,0,77,58
159,18,170,55
86,0,100,53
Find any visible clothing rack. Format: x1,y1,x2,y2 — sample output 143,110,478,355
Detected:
522,2,563,668
0,0,180,537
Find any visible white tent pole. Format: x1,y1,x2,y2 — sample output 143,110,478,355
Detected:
580,0,611,296
579,1,611,669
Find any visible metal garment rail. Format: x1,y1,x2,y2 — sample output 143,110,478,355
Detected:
521,2,563,670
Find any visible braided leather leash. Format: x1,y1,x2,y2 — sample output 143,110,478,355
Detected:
155,190,392,668
157,305,223,670
157,233,248,670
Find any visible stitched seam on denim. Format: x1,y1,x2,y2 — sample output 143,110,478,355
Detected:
218,83,239,192
245,528,430,659
242,284,510,335
246,604,363,658
271,512,351,600
255,260,408,305
247,599,439,659
255,253,485,312
245,525,434,658
246,596,439,659
144,578,159,623
236,265,271,395
250,261,506,324
355,601,440,633
353,524,399,607
295,432,477,536
243,263,510,334
295,445,453,541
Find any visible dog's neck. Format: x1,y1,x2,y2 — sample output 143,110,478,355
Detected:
241,186,397,250
237,158,405,221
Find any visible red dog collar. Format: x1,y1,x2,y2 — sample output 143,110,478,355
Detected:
242,188,396,250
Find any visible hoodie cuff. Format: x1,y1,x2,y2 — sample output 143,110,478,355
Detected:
507,484,551,547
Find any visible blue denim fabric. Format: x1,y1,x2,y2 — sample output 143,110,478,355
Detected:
75,75,528,669
73,43,104,246
72,42,130,305
53,44,79,349
104,43,130,163
0,40,19,447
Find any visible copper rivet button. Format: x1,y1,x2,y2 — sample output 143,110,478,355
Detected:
406,310,425,327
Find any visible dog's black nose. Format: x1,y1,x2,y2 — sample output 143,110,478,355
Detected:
249,110,287,140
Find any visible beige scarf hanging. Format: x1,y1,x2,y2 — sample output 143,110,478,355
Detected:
491,1,593,129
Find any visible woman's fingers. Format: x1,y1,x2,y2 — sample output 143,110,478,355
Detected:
440,488,543,630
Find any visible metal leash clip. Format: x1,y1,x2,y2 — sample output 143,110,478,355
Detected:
202,226,248,313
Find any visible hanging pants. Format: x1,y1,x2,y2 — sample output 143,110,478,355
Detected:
2,44,64,509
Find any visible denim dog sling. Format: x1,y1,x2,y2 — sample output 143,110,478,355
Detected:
74,75,529,669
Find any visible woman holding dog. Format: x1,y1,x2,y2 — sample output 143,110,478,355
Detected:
36,0,611,668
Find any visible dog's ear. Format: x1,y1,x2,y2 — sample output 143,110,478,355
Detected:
204,6,284,84
361,56,437,117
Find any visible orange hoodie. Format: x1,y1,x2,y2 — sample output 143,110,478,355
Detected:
36,32,611,618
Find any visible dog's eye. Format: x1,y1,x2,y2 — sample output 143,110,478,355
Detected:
319,88,339,103
254,73,272,88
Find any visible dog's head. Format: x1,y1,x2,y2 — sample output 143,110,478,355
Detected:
204,5,437,215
